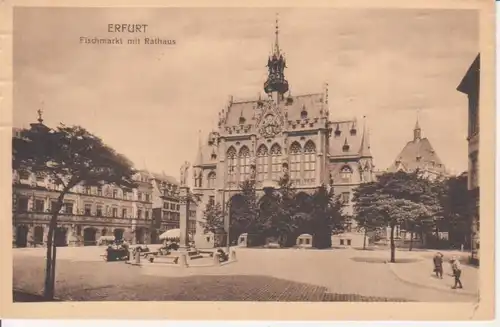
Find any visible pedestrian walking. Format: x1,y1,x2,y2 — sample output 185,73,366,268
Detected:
450,256,463,289
433,252,444,278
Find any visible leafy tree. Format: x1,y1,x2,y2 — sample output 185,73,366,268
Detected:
438,174,472,248
198,201,226,246
228,179,262,245
259,173,299,247
353,172,436,262
274,174,299,246
308,184,347,249
13,123,136,300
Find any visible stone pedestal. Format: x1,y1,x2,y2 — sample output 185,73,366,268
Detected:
179,186,191,249
178,253,188,267
213,253,221,266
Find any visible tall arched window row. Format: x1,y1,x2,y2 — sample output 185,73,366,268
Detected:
270,144,282,181
239,146,251,182
289,142,302,184
207,171,216,188
303,141,316,184
256,145,269,182
226,147,237,184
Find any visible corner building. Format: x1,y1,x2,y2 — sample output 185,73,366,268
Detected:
457,54,480,264
192,21,375,248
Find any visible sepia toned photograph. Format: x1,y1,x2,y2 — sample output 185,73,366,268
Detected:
2,1,495,320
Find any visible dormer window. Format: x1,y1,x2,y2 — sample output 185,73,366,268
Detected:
416,155,422,162
342,138,350,152
301,108,308,119
211,152,217,160
286,96,293,105
350,128,357,136
239,116,246,125
334,124,341,137
257,100,264,108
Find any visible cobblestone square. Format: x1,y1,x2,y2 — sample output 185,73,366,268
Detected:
13,246,479,302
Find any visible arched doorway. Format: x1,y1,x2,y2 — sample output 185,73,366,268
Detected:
54,227,68,247
114,228,124,241
15,225,29,248
83,227,97,246
33,226,44,246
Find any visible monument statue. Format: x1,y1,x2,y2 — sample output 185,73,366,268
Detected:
179,161,191,186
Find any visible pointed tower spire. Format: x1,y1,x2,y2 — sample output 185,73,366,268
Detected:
194,130,203,166
274,13,280,55
414,110,422,141
264,13,289,96
359,115,372,157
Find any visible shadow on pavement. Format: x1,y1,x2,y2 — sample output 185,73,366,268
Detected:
351,257,421,264
13,290,61,302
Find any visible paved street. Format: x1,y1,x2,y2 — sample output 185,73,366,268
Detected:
13,246,479,302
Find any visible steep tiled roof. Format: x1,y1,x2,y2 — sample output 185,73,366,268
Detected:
224,93,326,127
329,120,363,157
388,138,446,174
193,132,219,168
149,172,179,185
457,54,480,95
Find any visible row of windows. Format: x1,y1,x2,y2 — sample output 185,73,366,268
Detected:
16,172,152,202
162,211,180,220
163,202,180,211
16,197,150,219
200,162,358,190
226,141,317,185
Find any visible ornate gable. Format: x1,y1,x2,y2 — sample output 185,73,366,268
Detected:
256,99,285,139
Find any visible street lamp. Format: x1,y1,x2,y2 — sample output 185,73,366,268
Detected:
221,164,232,254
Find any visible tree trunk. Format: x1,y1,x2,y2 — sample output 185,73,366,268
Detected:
409,231,414,251
390,225,396,263
363,229,367,250
43,192,65,300
435,225,440,248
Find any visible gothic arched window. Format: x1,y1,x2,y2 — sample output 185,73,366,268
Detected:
239,146,251,182
226,147,237,184
303,141,316,184
289,142,302,184
340,166,353,183
270,144,282,181
256,145,269,182
207,171,216,188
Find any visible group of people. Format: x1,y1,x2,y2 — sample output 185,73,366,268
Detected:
433,252,464,289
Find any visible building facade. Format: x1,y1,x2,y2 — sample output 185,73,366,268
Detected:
388,118,448,180
12,120,179,247
191,21,374,248
12,169,155,247
457,54,480,264
149,171,184,241
382,119,449,247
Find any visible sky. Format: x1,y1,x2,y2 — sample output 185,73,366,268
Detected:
13,7,479,180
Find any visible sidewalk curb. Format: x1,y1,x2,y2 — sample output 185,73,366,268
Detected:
386,263,478,298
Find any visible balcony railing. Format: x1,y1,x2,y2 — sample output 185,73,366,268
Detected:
13,211,151,227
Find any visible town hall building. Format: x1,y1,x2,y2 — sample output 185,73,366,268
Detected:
191,19,375,248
